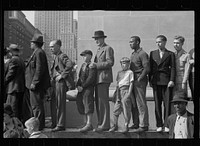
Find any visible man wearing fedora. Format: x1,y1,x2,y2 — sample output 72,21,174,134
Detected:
4,44,26,122
92,30,114,132
25,34,51,130
166,91,194,138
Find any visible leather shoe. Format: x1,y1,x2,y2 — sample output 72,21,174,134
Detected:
132,126,148,133
51,126,65,132
129,125,139,129
79,124,93,133
156,127,163,132
109,125,118,132
94,128,110,132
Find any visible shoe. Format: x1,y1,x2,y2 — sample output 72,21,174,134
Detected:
129,125,139,129
109,125,118,132
132,127,148,133
121,125,129,133
156,127,163,132
79,124,93,133
164,127,169,132
94,127,110,132
51,126,65,132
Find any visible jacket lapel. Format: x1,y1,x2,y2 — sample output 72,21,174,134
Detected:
97,43,107,59
159,49,170,65
153,50,161,65
26,49,37,67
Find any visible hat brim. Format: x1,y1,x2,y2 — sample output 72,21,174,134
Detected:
92,36,107,38
171,99,188,103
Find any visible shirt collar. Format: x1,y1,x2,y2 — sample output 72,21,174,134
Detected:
132,47,142,54
176,111,187,118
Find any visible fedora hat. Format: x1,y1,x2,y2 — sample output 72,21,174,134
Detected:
171,91,188,103
92,30,107,38
31,33,44,43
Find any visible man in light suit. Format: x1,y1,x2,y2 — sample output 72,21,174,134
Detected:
25,34,51,130
92,30,114,132
49,39,74,132
149,35,176,132
5,44,25,122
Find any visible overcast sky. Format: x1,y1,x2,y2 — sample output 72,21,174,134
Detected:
22,11,78,26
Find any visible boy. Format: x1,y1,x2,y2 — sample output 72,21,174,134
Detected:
109,57,135,133
25,117,48,138
76,50,97,132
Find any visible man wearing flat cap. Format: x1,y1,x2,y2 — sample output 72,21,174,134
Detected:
25,34,51,130
4,44,25,122
166,91,194,138
92,30,114,132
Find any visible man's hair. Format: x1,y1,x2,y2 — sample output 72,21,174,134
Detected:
174,35,185,43
25,117,40,131
130,36,141,44
156,35,167,42
56,39,62,46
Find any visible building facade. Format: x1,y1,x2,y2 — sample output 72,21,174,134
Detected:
34,11,77,63
4,11,42,61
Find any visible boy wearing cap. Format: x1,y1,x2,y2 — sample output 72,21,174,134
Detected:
109,57,135,133
76,50,97,132
166,91,194,138
4,44,25,122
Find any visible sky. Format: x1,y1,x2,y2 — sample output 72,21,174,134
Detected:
22,11,78,26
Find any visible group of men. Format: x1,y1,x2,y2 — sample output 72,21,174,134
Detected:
4,30,194,138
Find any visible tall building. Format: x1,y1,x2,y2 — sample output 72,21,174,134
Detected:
34,11,77,63
4,11,42,61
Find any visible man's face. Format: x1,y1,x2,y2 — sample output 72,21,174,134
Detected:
30,42,35,50
82,54,92,63
129,38,138,50
156,37,166,50
174,39,183,52
49,41,60,55
95,37,104,46
173,101,187,115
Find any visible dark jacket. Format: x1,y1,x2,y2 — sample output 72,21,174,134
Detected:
4,55,25,94
166,111,194,138
149,49,176,85
25,48,51,91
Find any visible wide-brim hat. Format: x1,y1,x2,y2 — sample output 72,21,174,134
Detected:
92,30,107,38
4,103,14,117
80,50,93,56
171,91,188,103
7,44,21,51
30,33,44,43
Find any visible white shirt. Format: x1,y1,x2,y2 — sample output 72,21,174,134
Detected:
174,112,188,138
117,69,134,88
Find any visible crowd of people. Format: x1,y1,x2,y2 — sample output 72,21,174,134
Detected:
4,30,194,139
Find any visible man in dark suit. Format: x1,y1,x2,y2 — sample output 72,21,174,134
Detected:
149,35,176,132
25,34,51,130
166,91,194,138
4,44,25,122
92,30,114,132
49,39,74,132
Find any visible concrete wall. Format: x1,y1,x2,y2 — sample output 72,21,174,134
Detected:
78,11,194,87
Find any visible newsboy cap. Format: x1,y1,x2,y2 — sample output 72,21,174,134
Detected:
7,44,20,51
92,30,107,38
171,91,189,103
120,57,130,63
80,50,93,56
30,33,44,43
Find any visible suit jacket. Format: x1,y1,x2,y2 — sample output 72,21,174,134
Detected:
25,48,51,91
149,49,176,85
94,43,114,84
51,51,74,89
166,111,194,138
4,55,25,94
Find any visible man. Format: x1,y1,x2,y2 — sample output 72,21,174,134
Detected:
92,30,114,132
173,36,189,94
25,34,51,130
49,39,74,132
129,36,150,132
4,44,25,122
149,35,176,132
166,91,194,138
